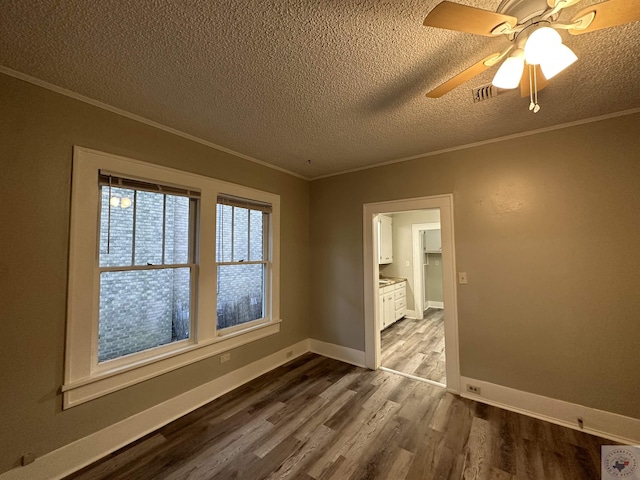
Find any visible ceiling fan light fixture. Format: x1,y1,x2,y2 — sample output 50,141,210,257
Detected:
540,43,578,79
524,26,562,65
492,49,525,89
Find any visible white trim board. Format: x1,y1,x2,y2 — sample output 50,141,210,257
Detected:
411,222,441,318
3,342,638,480
427,301,444,309
0,340,310,480
460,376,640,445
363,195,461,394
308,339,366,368
4,68,640,183
380,367,446,389
312,107,640,180
0,67,307,181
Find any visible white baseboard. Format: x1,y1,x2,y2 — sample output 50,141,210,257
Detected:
7,344,636,480
308,339,366,368
460,376,640,445
0,340,311,480
427,301,444,309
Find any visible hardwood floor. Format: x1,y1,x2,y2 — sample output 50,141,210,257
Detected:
381,308,446,384
67,354,610,480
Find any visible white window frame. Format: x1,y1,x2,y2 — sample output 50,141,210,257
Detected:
215,198,272,336
63,147,281,408
93,177,198,370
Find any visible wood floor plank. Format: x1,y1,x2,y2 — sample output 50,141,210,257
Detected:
397,386,441,454
344,415,412,480
514,437,546,480
295,388,356,443
384,447,414,480
255,395,329,458
161,402,285,480
381,308,446,384
70,434,167,480
307,399,399,479
404,428,446,480
462,417,493,480
265,424,335,480
66,353,615,480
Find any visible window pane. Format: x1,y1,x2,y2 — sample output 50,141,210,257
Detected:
249,210,264,261
233,207,249,262
164,196,191,264
98,268,191,363
216,204,233,262
99,186,135,267
217,264,264,329
134,191,164,266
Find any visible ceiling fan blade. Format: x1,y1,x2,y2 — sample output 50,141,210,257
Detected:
569,0,640,35
520,65,549,98
427,53,501,98
423,1,517,37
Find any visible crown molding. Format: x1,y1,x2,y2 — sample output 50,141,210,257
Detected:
311,106,640,180
3,66,639,183
0,66,309,181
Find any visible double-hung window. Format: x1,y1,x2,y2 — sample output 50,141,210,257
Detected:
216,196,271,333
97,175,197,364
64,147,280,408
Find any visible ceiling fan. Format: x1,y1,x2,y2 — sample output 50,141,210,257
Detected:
423,0,640,112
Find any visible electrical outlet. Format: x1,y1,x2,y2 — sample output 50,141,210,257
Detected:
458,272,468,284
405,260,410,267
220,352,231,364
466,384,481,395
286,350,293,358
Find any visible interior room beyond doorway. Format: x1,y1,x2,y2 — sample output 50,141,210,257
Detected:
377,208,445,386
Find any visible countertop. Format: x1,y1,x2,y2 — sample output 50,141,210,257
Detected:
378,277,406,288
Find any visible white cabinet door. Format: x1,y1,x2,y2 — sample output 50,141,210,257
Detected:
380,286,396,330
378,215,393,264
423,229,441,253
384,292,395,327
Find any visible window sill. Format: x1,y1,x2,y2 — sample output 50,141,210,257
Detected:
62,319,282,409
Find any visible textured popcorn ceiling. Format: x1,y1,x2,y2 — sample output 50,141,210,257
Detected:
1,0,639,178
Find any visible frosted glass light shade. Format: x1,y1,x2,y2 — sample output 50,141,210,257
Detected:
540,44,578,79
524,27,562,65
492,52,525,89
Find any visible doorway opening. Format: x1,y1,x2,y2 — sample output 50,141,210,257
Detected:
362,195,459,394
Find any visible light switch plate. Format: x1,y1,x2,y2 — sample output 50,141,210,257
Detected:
405,260,410,267
458,272,468,284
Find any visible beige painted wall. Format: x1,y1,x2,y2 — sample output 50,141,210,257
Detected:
380,210,440,311
425,253,443,304
2,68,640,474
0,73,310,474
310,112,640,419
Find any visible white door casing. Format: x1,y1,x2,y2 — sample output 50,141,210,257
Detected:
412,222,440,319
363,194,460,394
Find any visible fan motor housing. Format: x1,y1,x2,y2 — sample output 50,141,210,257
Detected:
497,0,549,23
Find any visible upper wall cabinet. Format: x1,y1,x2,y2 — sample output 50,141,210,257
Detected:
423,228,441,253
378,215,393,264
